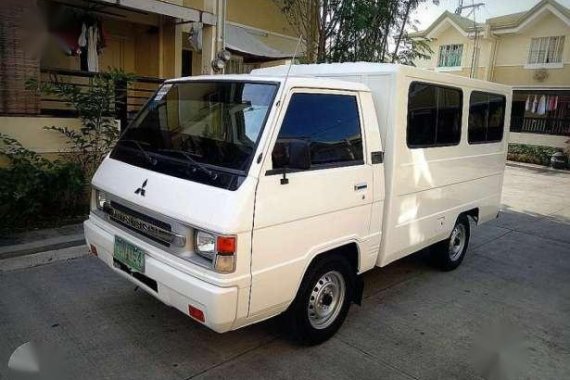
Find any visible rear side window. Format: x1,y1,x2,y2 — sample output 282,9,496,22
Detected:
468,91,506,144
407,82,463,148
273,93,363,169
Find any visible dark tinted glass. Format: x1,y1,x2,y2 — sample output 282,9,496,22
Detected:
110,81,278,190
407,82,462,147
468,91,505,143
273,93,363,169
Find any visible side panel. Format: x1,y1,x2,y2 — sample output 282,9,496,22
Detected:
377,73,511,267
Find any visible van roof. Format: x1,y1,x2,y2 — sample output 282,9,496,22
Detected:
252,62,402,77
166,74,371,92
252,62,511,93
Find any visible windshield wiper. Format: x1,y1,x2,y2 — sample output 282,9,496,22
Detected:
158,149,218,180
118,139,157,166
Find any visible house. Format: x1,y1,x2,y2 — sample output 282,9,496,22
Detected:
412,0,570,148
0,0,299,159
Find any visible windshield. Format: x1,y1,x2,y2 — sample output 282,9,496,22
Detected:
110,81,279,190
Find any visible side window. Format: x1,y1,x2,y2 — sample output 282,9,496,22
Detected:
272,93,363,170
468,91,506,144
407,82,462,148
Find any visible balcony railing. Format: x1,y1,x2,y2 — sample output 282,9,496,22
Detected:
39,68,163,129
510,116,570,136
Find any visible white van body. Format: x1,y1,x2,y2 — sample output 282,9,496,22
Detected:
84,63,512,340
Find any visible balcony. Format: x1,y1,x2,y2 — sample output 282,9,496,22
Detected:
38,68,163,129
510,115,570,136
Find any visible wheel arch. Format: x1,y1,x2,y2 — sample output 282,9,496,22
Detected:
461,207,479,224
296,241,364,306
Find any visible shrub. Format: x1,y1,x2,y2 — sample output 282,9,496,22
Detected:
0,69,135,232
507,144,563,166
0,135,87,231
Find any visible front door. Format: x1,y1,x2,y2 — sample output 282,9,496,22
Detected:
249,89,374,316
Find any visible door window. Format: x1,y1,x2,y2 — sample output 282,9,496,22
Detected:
272,93,363,170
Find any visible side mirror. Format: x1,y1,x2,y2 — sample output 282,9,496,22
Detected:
272,139,311,171
288,140,311,170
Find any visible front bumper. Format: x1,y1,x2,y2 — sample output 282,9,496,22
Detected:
84,217,239,333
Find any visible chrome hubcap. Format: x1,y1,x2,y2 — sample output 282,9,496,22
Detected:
449,224,467,261
308,271,346,329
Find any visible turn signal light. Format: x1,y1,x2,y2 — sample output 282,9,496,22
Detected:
216,236,236,255
188,304,205,322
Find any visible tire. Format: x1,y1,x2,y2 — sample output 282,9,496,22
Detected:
432,214,471,271
284,254,355,345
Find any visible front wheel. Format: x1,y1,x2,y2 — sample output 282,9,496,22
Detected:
432,215,471,271
284,255,355,345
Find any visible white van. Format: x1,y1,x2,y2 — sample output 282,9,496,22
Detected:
84,63,511,344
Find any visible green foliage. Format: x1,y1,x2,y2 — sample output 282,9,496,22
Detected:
274,0,433,64
0,69,135,231
26,68,134,179
507,144,563,166
0,134,87,231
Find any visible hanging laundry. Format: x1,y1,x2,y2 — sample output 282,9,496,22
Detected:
78,23,87,48
546,95,551,112
87,24,100,72
537,95,547,115
532,95,538,113
525,95,531,112
553,96,559,111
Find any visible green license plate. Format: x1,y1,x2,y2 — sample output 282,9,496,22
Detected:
114,236,145,272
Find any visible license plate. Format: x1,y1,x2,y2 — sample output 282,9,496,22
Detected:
114,236,145,272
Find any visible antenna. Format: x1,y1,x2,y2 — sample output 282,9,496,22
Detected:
282,36,303,89
455,0,484,16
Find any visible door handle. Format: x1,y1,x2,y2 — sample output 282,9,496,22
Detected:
354,182,368,191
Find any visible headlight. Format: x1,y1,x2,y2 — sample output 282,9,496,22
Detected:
194,230,236,273
195,231,216,260
94,189,108,211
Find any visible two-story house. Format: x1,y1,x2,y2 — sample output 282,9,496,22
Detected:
412,0,570,148
0,0,299,159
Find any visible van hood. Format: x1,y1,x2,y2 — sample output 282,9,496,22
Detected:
91,157,257,234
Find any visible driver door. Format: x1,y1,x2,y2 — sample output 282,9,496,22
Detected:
249,89,374,316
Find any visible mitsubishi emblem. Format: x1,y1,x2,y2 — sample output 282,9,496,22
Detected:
135,179,148,196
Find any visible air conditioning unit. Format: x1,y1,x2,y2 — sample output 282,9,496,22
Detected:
533,69,548,82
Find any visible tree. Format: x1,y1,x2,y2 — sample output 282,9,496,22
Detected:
275,0,433,64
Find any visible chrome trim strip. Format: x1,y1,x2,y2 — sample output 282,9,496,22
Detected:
103,203,186,247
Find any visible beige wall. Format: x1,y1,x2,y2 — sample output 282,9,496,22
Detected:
0,117,82,155
415,25,490,80
415,11,570,87
510,132,569,148
492,12,570,86
227,0,295,37
0,116,123,166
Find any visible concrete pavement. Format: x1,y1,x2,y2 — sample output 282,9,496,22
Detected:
1,165,569,379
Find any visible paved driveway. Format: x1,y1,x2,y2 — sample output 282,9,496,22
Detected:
1,165,569,379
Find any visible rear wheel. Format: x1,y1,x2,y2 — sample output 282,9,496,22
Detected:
432,215,471,271
284,255,355,345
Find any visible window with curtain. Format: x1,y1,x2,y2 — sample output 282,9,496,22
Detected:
528,36,565,64
438,44,463,67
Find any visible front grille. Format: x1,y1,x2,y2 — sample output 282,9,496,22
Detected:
106,201,175,247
